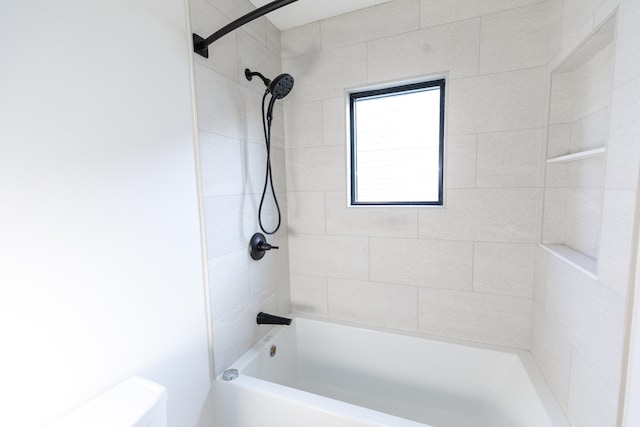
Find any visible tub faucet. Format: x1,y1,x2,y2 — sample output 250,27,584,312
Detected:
256,312,292,325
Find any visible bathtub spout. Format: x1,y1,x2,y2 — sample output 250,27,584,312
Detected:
257,312,292,325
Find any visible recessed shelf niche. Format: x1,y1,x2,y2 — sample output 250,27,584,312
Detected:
541,16,616,279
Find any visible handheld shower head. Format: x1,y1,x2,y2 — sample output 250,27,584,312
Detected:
266,74,294,121
246,68,295,122
268,74,294,99
245,68,294,100
245,67,295,236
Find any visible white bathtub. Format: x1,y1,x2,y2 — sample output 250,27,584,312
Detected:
214,317,569,427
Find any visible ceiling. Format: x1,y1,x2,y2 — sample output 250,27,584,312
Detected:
248,0,394,30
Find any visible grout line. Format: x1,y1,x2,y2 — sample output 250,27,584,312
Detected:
367,235,371,281
471,241,476,292
322,191,327,234
415,285,420,332
474,133,479,188
477,16,482,76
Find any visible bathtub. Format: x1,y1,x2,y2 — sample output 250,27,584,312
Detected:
214,317,569,427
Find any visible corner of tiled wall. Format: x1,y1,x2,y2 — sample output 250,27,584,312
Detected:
191,0,291,375
530,0,640,425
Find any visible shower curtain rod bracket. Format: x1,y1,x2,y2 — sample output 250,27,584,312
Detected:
193,0,299,59
192,34,209,58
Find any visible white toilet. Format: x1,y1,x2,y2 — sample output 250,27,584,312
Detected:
50,377,168,427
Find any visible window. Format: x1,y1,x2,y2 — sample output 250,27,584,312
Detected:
349,79,445,206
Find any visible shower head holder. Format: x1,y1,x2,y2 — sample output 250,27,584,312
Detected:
245,68,271,87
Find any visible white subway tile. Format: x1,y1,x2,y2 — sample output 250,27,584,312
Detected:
563,186,602,259
546,123,572,158
203,195,257,258
545,256,626,395
476,129,543,188
321,0,420,50
419,0,544,28
448,68,546,135
530,307,571,411
281,21,321,60
418,288,532,348
548,73,574,125
606,77,640,190
212,300,261,374
558,0,599,53
551,17,594,78
325,192,418,238
290,274,328,316
199,132,244,197
208,249,250,319
545,162,569,189
278,241,293,310
232,139,285,197
283,44,367,102
479,3,550,74
446,134,477,189
289,234,369,280
613,0,640,88
370,238,473,290
237,30,281,93
569,43,614,123
194,67,245,139
567,350,620,427
207,0,266,47
547,0,564,60
190,0,238,80
266,20,281,55
419,188,540,243
533,246,549,305
254,191,288,236
285,146,346,192
284,101,324,149
249,234,289,297
328,278,418,331
323,97,347,146
572,107,610,152
367,19,480,82
473,243,535,297
248,144,288,196
287,192,326,235
598,190,636,297
541,187,568,244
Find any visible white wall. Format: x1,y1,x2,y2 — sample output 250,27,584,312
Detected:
0,1,213,426
191,0,291,375
282,0,549,349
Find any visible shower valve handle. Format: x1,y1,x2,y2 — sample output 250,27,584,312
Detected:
250,233,278,260
258,242,279,251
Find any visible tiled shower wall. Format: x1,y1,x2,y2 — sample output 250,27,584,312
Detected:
190,0,291,375
282,0,550,349
531,0,640,426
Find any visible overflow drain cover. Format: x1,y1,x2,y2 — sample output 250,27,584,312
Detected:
222,369,239,381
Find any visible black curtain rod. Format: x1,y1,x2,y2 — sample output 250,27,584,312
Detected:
193,0,299,58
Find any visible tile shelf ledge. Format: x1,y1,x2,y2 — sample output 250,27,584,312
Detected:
546,146,606,163
540,243,598,280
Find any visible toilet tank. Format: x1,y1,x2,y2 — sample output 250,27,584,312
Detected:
50,377,168,427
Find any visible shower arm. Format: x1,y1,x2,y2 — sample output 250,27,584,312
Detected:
193,0,299,58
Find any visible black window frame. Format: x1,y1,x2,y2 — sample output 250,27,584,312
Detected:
349,79,446,206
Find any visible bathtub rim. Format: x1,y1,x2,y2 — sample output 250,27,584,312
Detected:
217,314,570,427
